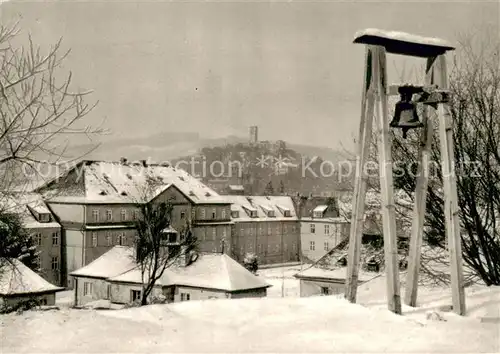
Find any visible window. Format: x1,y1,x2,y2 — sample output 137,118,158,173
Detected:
106,232,112,246
321,287,330,295
292,243,297,251
39,213,50,222
222,228,227,238
310,224,316,234
212,227,216,240
106,209,112,221
51,256,59,271
283,224,287,233
324,241,329,251
118,233,125,246
131,290,142,302
180,211,186,219
324,224,330,235
106,284,111,300
211,208,216,219
221,209,226,219
180,293,190,301
276,224,280,234
92,210,99,222
92,232,98,247
133,210,140,220
258,244,263,253
121,209,127,221
200,208,206,219
313,211,323,218
309,241,315,251
33,233,42,246
267,224,271,235
52,232,59,245
275,244,280,252
83,282,93,296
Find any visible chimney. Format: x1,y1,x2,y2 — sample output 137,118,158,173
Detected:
174,245,191,267
120,157,128,164
141,159,147,167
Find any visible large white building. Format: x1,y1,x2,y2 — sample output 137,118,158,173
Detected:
300,212,350,262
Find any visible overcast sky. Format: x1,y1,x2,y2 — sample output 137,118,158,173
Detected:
1,0,499,151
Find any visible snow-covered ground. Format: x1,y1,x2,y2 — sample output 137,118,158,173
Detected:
1,267,499,353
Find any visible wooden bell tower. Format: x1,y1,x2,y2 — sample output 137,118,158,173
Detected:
344,28,466,316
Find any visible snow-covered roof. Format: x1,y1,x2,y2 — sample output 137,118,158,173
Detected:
110,253,270,292
225,195,298,222
69,246,137,279
0,192,60,229
353,28,455,57
38,161,230,205
313,205,328,213
73,247,270,292
300,217,349,224
294,237,382,283
0,259,64,296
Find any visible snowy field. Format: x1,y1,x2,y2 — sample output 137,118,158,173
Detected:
1,266,499,353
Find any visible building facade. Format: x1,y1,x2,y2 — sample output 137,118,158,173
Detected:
300,216,350,262
0,192,62,286
223,195,301,265
37,160,233,288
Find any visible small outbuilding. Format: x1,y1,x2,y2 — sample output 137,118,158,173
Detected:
70,246,271,306
294,238,381,297
0,259,65,309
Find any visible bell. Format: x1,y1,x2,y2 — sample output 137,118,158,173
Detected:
390,86,424,139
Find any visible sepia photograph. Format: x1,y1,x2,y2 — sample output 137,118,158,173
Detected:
0,0,499,352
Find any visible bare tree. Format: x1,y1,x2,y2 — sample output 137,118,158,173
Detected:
0,21,103,194
0,22,103,273
133,178,198,305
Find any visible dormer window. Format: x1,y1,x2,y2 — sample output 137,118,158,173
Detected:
251,211,258,218
39,213,51,223
277,205,291,217
231,210,239,218
313,205,328,218
267,210,275,217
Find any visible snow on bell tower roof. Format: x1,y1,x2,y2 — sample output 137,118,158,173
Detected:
353,28,455,58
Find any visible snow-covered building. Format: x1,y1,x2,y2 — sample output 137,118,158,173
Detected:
70,246,271,306
0,192,62,286
36,160,233,288
295,197,350,262
294,236,405,297
223,195,300,265
0,258,64,309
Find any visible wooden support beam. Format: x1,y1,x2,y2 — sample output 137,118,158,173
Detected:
372,46,402,315
345,47,375,303
387,84,450,104
435,54,466,315
404,56,437,307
